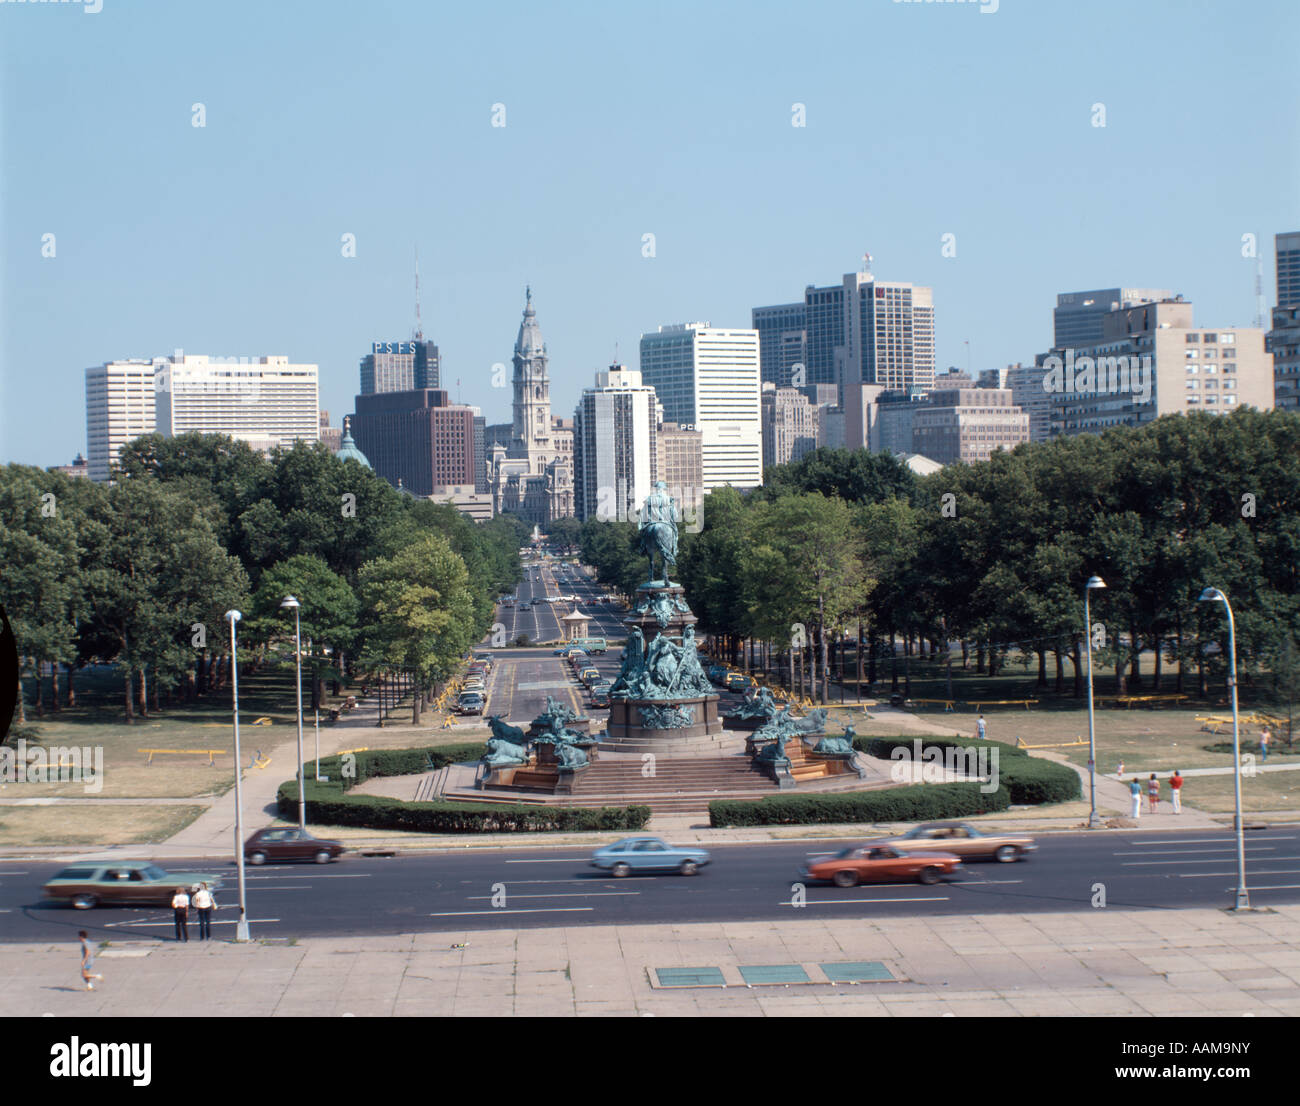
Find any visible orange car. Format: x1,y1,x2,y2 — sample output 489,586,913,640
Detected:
799,845,962,888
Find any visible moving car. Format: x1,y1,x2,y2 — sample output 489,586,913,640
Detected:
42,861,225,910
590,836,711,877
245,827,346,865
725,672,755,692
799,845,962,887
519,603,532,611
878,822,1037,863
707,664,728,683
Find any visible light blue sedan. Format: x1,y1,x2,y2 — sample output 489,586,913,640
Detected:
590,836,711,877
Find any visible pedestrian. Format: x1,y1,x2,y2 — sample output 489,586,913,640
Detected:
171,886,190,942
1129,778,1142,819
79,931,102,991
977,714,987,741
1260,727,1270,763
1147,772,1160,814
1170,769,1183,814
192,882,216,941
1116,760,1125,778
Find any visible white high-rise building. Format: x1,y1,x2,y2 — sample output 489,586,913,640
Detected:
85,358,164,482
156,355,319,452
638,323,762,490
572,365,658,522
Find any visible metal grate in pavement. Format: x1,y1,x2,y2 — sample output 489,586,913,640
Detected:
655,966,726,988
820,960,893,982
738,964,811,985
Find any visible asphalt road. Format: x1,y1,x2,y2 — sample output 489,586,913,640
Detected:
5,828,1299,943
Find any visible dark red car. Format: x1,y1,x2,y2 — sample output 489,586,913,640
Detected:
245,828,346,865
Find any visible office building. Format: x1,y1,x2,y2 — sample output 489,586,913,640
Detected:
319,411,342,454
1053,288,1174,349
761,384,818,470
1276,232,1300,310
350,388,475,497
911,387,1029,465
49,454,89,480
572,365,658,522
639,323,762,490
155,355,319,454
752,301,807,388
1045,300,1274,436
359,340,440,395
85,358,161,481
656,421,704,528
1268,233,1300,410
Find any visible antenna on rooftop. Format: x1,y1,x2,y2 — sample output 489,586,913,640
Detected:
1255,253,1266,330
414,244,423,341
861,249,873,276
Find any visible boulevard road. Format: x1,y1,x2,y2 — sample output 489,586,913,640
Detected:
3,829,1299,942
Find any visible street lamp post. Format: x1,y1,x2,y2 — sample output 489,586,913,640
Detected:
1085,576,1107,830
225,610,251,941
1199,587,1250,911
280,596,306,833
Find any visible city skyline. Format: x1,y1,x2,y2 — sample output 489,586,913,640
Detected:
3,0,1298,469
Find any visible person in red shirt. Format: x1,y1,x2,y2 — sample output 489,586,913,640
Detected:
1170,770,1183,815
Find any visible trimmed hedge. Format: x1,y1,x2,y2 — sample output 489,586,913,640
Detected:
284,746,651,833
853,733,1081,806
309,744,487,792
709,782,1010,828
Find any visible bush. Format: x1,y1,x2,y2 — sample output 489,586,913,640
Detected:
278,779,651,834
709,782,1010,828
853,733,1079,805
997,757,1081,805
309,744,487,792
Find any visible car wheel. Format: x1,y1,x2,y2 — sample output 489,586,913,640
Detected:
679,860,698,876
249,852,267,866
918,866,943,885
832,870,859,888
995,845,1020,863
314,850,332,865
612,862,631,878
72,894,97,910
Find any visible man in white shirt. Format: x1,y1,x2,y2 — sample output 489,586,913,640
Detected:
192,883,216,941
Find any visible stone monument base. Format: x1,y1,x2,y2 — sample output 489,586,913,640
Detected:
605,694,722,744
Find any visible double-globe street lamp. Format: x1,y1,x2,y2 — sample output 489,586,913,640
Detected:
280,596,307,833
1198,586,1250,911
225,610,251,941
1084,576,1106,830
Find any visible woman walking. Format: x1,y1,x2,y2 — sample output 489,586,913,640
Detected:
79,931,102,991
1147,773,1160,814
1129,778,1142,819
192,882,216,941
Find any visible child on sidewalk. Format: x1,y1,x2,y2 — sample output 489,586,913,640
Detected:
79,931,102,991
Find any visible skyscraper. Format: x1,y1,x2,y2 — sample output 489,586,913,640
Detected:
572,365,658,521
350,388,476,496
359,340,440,395
1268,232,1300,410
639,323,762,490
155,355,319,453
84,358,162,481
1276,232,1300,310
751,301,807,388
760,384,818,470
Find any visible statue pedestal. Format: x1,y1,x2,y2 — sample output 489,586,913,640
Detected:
606,694,723,744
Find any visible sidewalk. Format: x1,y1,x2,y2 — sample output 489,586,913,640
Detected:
6,904,1297,1017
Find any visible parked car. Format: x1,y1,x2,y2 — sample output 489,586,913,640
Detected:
590,688,611,708
708,664,728,684
456,693,485,715
42,861,225,910
877,822,1038,863
725,672,754,692
579,667,602,686
245,827,346,865
799,845,962,888
590,836,711,877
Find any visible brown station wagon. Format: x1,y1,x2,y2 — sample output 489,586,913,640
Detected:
877,821,1038,862
244,828,346,865
42,861,225,910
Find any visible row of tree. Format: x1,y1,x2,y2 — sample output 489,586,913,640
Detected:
2,433,528,725
578,409,1300,715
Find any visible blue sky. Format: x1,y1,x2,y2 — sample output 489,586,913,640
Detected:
2,0,1297,467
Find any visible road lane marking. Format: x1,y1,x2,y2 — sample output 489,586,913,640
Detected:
465,891,639,900
954,879,1024,885
1247,884,1300,890
1121,859,1266,866
1178,868,1300,878
104,917,281,927
241,873,372,879
782,896,949,906
1113,848,1276,856
428,908,595,916
504,858,592,863
1121,837,1297,845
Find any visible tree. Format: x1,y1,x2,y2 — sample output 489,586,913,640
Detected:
356,534,476,724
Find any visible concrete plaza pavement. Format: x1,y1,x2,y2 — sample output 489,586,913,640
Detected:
7,904,1299,1017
